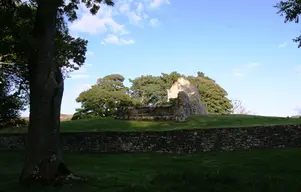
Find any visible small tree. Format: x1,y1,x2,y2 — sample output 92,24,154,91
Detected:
74,74,139,119
231,100,253,115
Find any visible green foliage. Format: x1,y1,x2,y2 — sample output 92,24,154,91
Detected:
71,113,100,121
187,73,232,114
129,75,166,105
0,73,26,129
62,0,115,22
73,70,233,121
275,0,301,47
0,1,89,121
74,74,139,119
129,71,183,106
1,2,89,82
130,71,232,114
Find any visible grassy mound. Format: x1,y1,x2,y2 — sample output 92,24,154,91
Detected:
2,148,301,191
1,114,301,133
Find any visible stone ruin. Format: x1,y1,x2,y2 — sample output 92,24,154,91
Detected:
115,77,208,122
167,77,208,115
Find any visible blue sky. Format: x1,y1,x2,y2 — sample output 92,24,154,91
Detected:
22,0,301,117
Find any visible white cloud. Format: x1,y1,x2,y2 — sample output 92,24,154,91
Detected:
232,62,260,77
118,3,130,13
101,34,135,45
121,39,135,44
278,41,288,48
137,2,144,12
149,18,159,27
127,11,142,24
69,4,128,35
69,0,170,45
69,14,128,35
149,0,170,8
69,14,106,34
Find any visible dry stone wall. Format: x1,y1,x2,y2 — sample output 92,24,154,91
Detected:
1,124,301,153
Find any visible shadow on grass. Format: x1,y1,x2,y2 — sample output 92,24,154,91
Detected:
2,149,301,192
0,172,244,192
2,115,301,133
10,170,300,192
123,171,240,192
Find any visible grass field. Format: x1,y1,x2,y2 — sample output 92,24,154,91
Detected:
1,114,301,133
1,148,301,191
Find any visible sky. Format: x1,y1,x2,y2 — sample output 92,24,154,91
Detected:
21,0,301,117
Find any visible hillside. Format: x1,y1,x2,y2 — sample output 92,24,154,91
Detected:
3,114,301,133
22,114,73,121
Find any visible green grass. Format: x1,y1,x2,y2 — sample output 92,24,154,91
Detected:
1,114,301,133
2,148,301,191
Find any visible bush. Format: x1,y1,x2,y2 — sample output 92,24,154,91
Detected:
0,94,25,129
0,118,28,129
71,112,100,120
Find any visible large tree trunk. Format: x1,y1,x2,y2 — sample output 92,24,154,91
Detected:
19,0,70,184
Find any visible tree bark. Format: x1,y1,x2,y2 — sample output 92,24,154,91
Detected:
19,0,70,184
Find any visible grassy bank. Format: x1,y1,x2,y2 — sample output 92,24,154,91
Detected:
1,148,301,191
1,114,301,133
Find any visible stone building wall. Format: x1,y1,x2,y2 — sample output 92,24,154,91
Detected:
167,77,208,115
1,124,301,153
115,104,174,120
116,91,203,122
116,78,208,121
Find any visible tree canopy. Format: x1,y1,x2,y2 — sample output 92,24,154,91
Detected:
73,74,139,119
275,0,301,47
0,68,26,129
0,2,88,99
130,72,232,114
75,71,233,117
0,2,88,127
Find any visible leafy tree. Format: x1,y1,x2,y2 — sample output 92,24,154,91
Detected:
1,2,88,105
1,2,88,130
2,0,115,184
275,0,301,47
160,71,183,91
0,64,26,129
74,74,138,119
186,73,232,114
130,71,233,114
129,75,166,105
129,71,183,105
